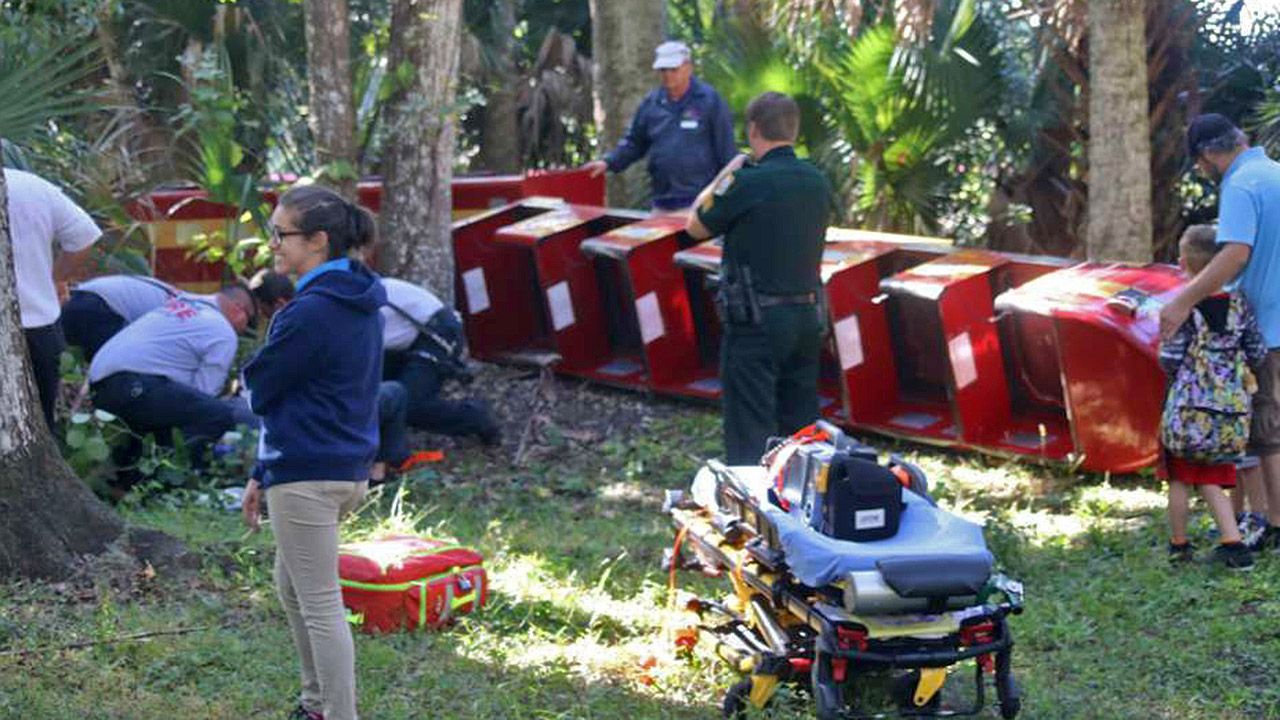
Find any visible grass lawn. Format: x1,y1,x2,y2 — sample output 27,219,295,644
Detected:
2,402,1279,719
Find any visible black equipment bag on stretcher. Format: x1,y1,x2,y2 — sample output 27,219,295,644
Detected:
822,455,905,542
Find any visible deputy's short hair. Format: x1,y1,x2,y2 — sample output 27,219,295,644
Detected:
745,92,800,142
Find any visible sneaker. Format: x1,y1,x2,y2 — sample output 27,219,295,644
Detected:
1207,542,1255,571
288,705,323,720
1239,513,1268,550
1256,525,1280,553
1168,541,1195,564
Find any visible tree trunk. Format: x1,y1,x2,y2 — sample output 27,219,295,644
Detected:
1086,0,1152,262
474,0,522,173
304,0,358,199
0,168,125,579
1146,0,1197,261
589,0,667,208
381,0,463,297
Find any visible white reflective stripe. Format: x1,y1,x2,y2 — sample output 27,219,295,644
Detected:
463,268,490,314
547,281,575,331
637,292,665,344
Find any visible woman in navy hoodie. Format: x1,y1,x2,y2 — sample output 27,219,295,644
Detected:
241,185,385,720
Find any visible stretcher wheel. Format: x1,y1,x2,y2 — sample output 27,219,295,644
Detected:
811,651,845,720
995,649,1021,719
722,678,754,718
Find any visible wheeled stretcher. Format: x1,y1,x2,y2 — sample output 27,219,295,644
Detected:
667,423,1024,719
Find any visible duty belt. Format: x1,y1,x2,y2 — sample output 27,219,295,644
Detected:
756,292,818,308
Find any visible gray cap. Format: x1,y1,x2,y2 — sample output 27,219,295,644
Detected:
652,41,691,70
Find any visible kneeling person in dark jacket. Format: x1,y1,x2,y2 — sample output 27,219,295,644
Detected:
381,277,499,445
88,283,257,492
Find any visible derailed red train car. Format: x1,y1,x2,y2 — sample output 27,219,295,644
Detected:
124,169,604,292
454,199,1183,474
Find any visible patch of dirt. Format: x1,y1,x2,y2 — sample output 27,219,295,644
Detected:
412,362,713,465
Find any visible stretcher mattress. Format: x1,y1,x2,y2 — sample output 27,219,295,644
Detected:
691,466,992,588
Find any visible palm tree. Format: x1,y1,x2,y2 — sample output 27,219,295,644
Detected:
381,0,465,297
0,32,127,580
986,0,1199,259
810,0,1005,233
1087,0,1152,262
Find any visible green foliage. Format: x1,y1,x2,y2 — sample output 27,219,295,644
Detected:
63,409,122,480
0,28,103,145
692,13,809,141
810,0,1005,233
174,46,275,278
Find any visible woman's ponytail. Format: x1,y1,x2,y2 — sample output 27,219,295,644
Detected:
278,184,376,259
346,202,376,252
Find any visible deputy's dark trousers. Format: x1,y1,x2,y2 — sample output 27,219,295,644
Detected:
91,372,238,490
720,304,823,465
62,291,127,361
24,321,66,433
385,351,496,439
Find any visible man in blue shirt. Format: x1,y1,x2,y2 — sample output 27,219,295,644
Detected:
1161,113,1280,551
583,41,738,210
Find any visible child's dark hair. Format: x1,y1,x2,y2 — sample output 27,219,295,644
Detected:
277,185,376,260
1180,224,1219,273
249,269,295,308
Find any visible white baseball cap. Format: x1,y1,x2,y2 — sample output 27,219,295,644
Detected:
652,41,692,70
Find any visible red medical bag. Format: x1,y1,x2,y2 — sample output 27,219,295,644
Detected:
338,535,488,633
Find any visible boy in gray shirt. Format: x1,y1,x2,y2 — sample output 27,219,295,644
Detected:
89,284,257,495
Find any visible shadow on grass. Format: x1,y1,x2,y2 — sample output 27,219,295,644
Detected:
979,489,1280,720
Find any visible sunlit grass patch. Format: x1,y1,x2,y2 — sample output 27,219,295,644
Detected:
3,405,1279,719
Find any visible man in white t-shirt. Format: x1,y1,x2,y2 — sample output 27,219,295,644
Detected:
6,167,102,430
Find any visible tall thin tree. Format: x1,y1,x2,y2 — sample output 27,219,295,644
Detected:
304,0,358,199
1087,0,1153,262
588,0,667,207
0,168,125,579
381,0,464,297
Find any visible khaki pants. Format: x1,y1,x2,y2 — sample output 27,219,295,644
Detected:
1250,350,1280,456
268,481,368,720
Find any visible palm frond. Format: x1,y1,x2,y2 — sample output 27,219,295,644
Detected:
0,36,105,144
812,1,1004,232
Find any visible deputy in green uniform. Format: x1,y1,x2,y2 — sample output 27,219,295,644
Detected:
685,91,832,464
